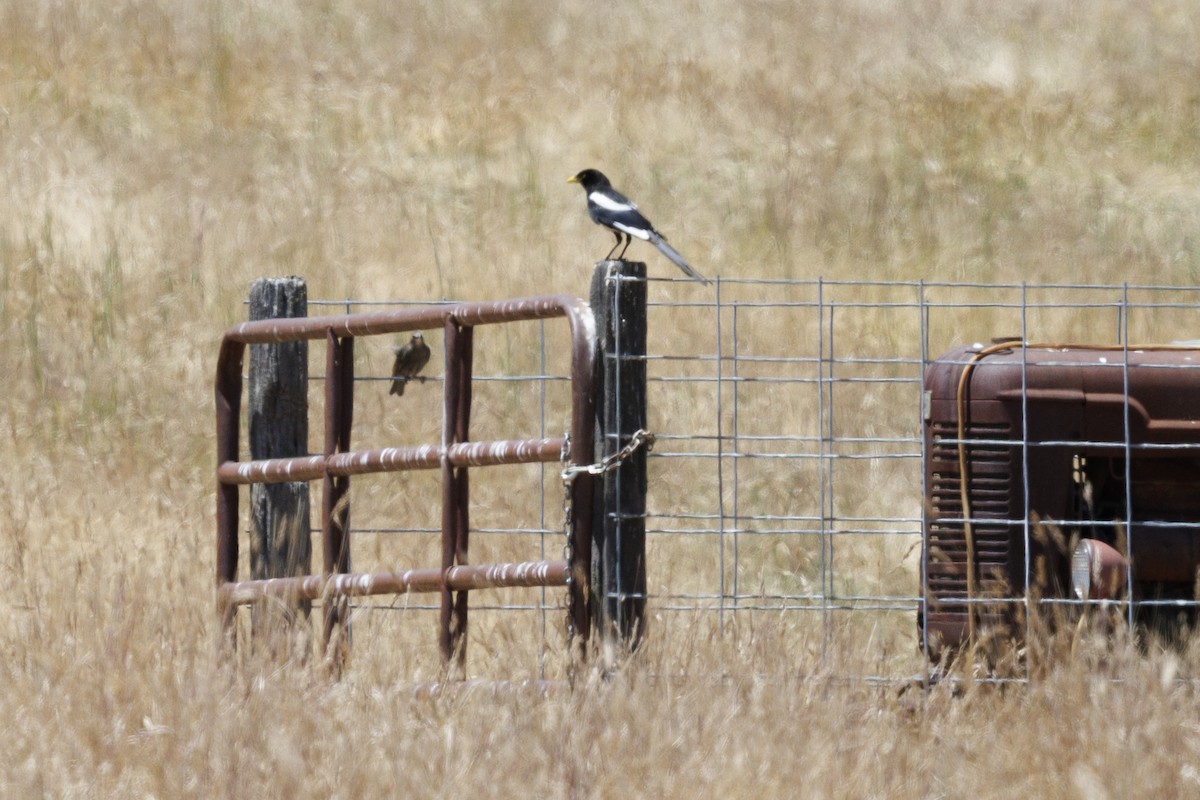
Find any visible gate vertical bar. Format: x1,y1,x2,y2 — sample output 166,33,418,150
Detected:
322,329,354,652
439,318,473,666
216,338,246,637
452,323,474,667
537,319,548,678
568,306,596,652
334,334,354,573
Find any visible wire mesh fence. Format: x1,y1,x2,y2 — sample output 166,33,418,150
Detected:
281,278,1200,680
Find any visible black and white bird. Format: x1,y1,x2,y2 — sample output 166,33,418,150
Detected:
389,332,431,396
568,168,710,285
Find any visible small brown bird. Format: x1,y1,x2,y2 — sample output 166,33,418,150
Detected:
390,332,431,396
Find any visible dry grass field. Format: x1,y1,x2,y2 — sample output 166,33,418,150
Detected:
5,0,1200,795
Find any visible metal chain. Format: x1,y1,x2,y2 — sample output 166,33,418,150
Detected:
560,428,656,482
559,434,575,643
558,428,655,647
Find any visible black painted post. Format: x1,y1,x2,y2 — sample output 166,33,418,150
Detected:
248,277,313,637
589,260,648,654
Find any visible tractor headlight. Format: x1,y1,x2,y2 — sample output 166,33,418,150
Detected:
1071,542,1092,600
1071,539,1129,601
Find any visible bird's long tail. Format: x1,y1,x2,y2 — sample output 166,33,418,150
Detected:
648,231,711,285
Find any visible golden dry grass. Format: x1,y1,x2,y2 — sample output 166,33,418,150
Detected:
5,0,1200,795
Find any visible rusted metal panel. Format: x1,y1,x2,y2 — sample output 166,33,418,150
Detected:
219,560,570,606
922,343,1200,657
215,294,597,664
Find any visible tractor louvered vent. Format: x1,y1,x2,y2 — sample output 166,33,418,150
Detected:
927,421,1013,610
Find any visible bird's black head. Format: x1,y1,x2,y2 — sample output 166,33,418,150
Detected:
568,169,611,191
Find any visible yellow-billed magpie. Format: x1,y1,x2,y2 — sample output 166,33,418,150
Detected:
568,168,710,285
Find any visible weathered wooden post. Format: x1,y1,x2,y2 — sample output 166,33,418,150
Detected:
590,260,649,654
248,277,313,638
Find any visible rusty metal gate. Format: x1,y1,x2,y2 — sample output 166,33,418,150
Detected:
214,295,596,665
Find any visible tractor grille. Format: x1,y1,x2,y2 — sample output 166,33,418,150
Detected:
926,421,1015,613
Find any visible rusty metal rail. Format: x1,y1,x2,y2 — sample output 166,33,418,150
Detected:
219,560,569,606
217,437,568,485
215,295,596,664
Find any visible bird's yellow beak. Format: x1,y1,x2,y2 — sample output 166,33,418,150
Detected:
566,175,578,184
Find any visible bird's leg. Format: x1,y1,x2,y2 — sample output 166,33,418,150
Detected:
604,231,622,260
616,233,631,260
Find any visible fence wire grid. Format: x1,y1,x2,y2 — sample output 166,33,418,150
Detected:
286,278,1200,681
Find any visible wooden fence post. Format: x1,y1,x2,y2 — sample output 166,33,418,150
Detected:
248,276,313,637
590,260,648,654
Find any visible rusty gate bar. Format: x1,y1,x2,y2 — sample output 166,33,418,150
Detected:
216,438,569,484
215,295,597,659
219,560,570,607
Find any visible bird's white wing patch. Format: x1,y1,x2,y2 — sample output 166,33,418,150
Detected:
589,192,637,213
612,221,651,240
